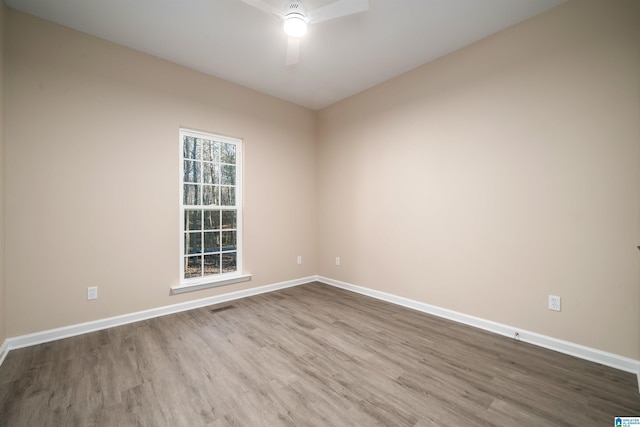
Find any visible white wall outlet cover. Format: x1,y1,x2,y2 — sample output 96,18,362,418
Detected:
548,295,561,311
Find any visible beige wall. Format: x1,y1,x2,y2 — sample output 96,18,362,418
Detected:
318,0,640,359
0,2,6,346
5,10,317,336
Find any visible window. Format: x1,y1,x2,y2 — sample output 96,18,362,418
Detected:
179,128,244,288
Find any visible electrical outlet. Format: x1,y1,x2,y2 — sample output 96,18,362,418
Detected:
335,257,341,266
548,295,561,312
297,255,302,265
88,286,98,301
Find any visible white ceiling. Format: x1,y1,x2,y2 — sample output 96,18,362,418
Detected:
5,0,566,110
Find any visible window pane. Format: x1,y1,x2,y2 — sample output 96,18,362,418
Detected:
204,210,220,230
220,187,235,206
181,130,241,282
204,254,220,275
203,140,219,162
221,211,236,229
221,165,235,185
184,210,202,231
222,253,237,273
183,184,200,205
183,136,200,160
184,256,202,278
221,231,236,251
203,186,219,206
185,232,202,254
204,231,220,253
221,143,236,164
203,163,219,185
183,160,201,183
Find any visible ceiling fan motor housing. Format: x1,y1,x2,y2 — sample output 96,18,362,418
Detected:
285,0,308,22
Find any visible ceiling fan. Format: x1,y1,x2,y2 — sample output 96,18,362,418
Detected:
241,0,370,65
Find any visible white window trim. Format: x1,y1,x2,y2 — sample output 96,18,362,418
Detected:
171,274,252,295
175,128,250,294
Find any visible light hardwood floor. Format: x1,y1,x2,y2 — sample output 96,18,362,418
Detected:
0,282,638,426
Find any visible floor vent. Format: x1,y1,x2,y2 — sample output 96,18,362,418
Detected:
210,305,235,314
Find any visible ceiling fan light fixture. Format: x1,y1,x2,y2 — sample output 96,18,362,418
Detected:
283,15,307,37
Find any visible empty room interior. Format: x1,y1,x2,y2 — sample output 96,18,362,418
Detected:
0,0,639,425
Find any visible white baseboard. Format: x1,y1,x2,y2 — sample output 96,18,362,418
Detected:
317,276,640,376
0,340,8,367
2,274,639,385
5,276,316,352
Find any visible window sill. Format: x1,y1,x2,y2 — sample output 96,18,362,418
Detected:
171,274,252,295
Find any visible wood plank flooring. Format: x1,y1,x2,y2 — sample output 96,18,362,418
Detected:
0,282,638,426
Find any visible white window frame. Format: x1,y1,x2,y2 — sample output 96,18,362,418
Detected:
172,128,250,294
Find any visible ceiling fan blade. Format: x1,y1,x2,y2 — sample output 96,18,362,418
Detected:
286,37,300,66
240,0,284,18
308,0,369,24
